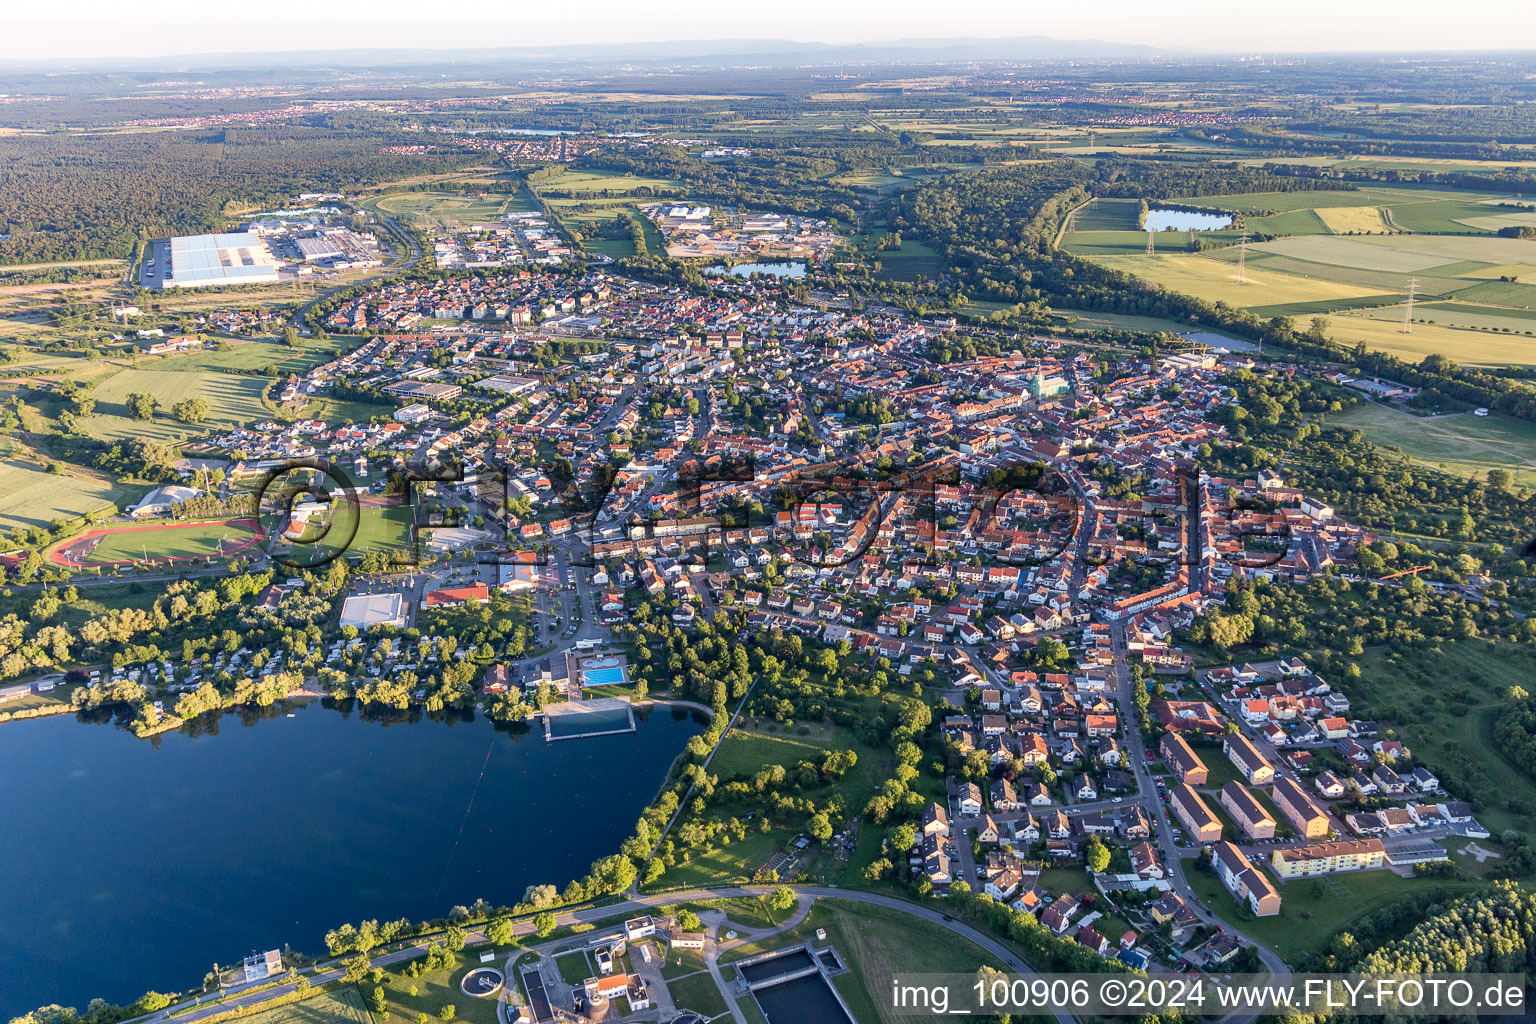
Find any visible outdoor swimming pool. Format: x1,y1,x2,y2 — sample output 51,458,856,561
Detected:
582,663,628,685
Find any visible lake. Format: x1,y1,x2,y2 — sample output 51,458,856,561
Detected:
0,702,705,1014
1145,208,1234,232
706,262,806,279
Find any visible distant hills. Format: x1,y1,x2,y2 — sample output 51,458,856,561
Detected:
7,35,1174,74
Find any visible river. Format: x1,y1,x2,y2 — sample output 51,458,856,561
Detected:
0,702,705,1013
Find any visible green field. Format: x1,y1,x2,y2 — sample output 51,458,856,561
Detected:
1186,864,1474,963
79,519,263,565
1349,641,1536,838
378,950,501,1024
157,336,348,376
288,505,415,564
665,970,729,1018
372,191,515,228
875,239,942,282
219,985,373,1024
0,457,132,531
1323,310,1536,369
1077,222,1536,367
724,899,1007,1024
536,169,684,195
1333,402,1536,488
77,367,272,443
553,951,591,986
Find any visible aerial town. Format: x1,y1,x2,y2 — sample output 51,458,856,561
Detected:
3,27,1536,1024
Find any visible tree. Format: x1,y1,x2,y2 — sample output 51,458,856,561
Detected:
808,811,834,842
127,392,159,421
438,1007,454,1022
767,885,796,919
533,912,556,938
134,993,171,1014
370,987,387,1015
677,908,702,932
1086,840,1111,874
283,326,301,349
342,955,370,983
485,917,515,947
172,397,210,424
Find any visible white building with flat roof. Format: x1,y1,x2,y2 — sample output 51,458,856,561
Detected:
339,593,407,630
153,232,280,290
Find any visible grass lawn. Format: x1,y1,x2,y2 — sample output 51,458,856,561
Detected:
1351,641,1536,837
668,896,783,930
664,971,728,1018
78,367,272,443
0,456,133,531
710,725,842,778
372,191,514,228
1191,751,1247,791
1332,403,1536,489
379,951,500,1024
653,829,790,890
734,994,769,1024
158,336,347,376
1038,865,1094,898
660,947,710,981
348,506,416,554
1185,864,1476,964
553,951,591,986
874,239,942,282
222,985,373,1024
725,898,1006,1024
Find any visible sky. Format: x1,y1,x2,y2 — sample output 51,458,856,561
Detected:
5,0,1535,62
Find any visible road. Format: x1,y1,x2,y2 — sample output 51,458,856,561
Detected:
285,210,422,329
1106,621,1289,986
133,887,1081,1024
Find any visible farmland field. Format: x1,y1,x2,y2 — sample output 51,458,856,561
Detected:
223,985,374,1024
76,367,272,443
1091,253,1388,308
1323,310,1536,369
0,457,132,531
1077,225,1536,365
1332,403,1536,488
1313,205,1395,234
874,238,943,281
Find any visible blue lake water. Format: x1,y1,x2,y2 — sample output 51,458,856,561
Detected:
707,262,806,279
0,703,704,1014
1145,208,1234,231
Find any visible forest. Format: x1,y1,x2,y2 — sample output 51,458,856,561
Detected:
0,127,476,264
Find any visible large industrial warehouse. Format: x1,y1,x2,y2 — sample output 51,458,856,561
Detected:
142,231,281,289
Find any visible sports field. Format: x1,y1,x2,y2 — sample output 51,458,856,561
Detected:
77,367,272,443
1332,403,1536,488
49,518,266,567
536,169,683,195
372,191,515,228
